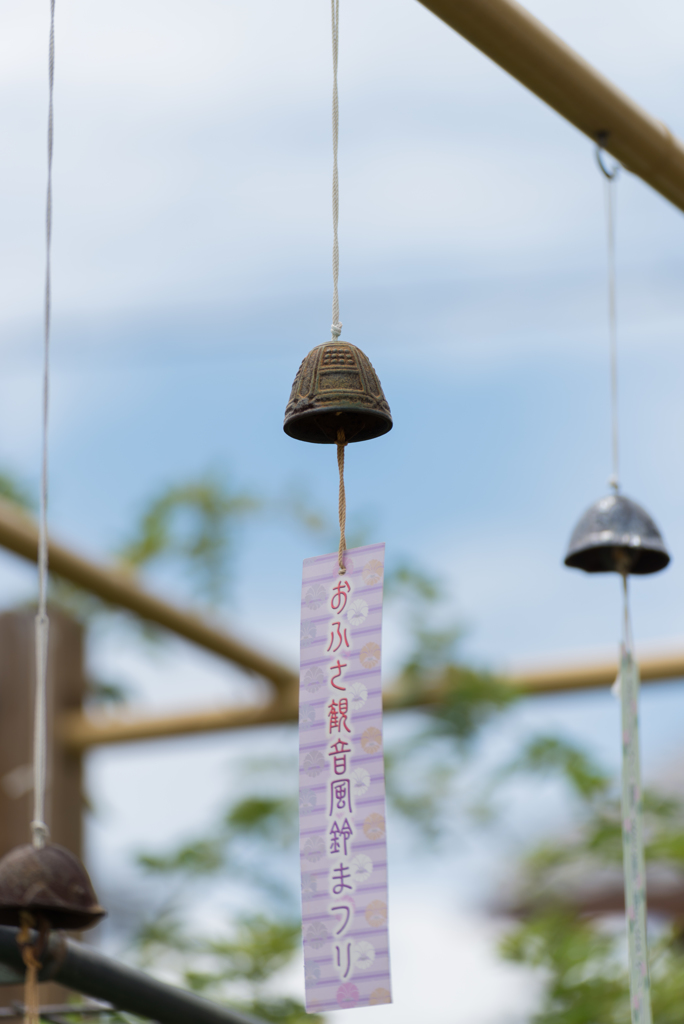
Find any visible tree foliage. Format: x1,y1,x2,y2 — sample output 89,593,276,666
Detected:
498,736,684,1023
122,502,511,1019
28,465,684,1024
118,474,258,606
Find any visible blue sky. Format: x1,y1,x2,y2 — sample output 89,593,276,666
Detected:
1,0,684,1019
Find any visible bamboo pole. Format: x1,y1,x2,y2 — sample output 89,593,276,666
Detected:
416,0,684,214
57,646,684,750
0,497,296,693
510,649,684,693
1,500,682,752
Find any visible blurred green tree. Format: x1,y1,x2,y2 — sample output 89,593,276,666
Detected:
498,736,684,1023
118,474,259,606
115,485,514,1021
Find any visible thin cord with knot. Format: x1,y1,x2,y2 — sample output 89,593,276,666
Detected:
336,429,347,574
32,0,56,852
330,0,342,341
596,134,620,493
17,912,48,1024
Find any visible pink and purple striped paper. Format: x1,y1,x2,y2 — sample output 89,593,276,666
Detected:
299,543,392,1013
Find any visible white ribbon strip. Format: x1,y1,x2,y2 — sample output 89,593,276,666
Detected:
619,651,652,1024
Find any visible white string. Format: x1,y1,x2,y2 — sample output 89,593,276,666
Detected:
596,145,620,493
330,0,342,341
32,0,56,851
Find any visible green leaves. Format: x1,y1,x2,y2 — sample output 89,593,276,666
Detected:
501,911,629,1024
226,797,298,847
135,909,316,1023
501,912,684,1024
138,838,225,876
0,469,35,511
185,915,301,987
427,664,517,742
133,782,310,1022
118,473,258,605
496,733,684,1023
504,736,611,802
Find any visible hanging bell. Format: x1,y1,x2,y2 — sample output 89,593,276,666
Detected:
564,493,670,575
284,340,392,444
0,843,105,931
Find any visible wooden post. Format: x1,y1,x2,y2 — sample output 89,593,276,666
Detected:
0,606,85,1005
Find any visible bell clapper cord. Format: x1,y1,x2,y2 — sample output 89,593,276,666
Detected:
17,913,49,1024
330,0,347,576
337,428,347,575
596,132,621,494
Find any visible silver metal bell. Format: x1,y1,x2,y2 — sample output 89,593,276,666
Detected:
564,493,670,575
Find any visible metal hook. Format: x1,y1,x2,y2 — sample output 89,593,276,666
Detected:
595,131,620,180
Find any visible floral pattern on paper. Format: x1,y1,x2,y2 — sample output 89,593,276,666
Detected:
302,750,327,777
351,767,371,796
360,727,382,754
302,667,325,692
300,622,317,648
305,922,329,949
301,872,317,897
347,598,369,626
352,940,375,970
304,961,321,984
359,642,381,669
336,983,360,1009
299,704,316,725
369,988,391,1006
348,681,368,710
363,812,386,841
305,584,327,610
299,788,317,811
302,836,326,862
350,854,373,884
362,559,383,586
365,899,387,927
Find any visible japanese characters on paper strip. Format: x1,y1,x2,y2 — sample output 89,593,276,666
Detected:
299,543,392,1013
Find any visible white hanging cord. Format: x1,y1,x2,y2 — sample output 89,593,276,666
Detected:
32,0,56,851
618,572,652,1024
330,0,342,341
596,136,620,493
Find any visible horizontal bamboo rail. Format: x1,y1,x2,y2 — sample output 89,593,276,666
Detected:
1,498,682,752
511,649,684,693
417,0,684,214
57,646,684,751
0,498,296,693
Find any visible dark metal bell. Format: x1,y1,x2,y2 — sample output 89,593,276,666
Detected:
284,340,392,444
0,843,105,931
564,493,670,575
